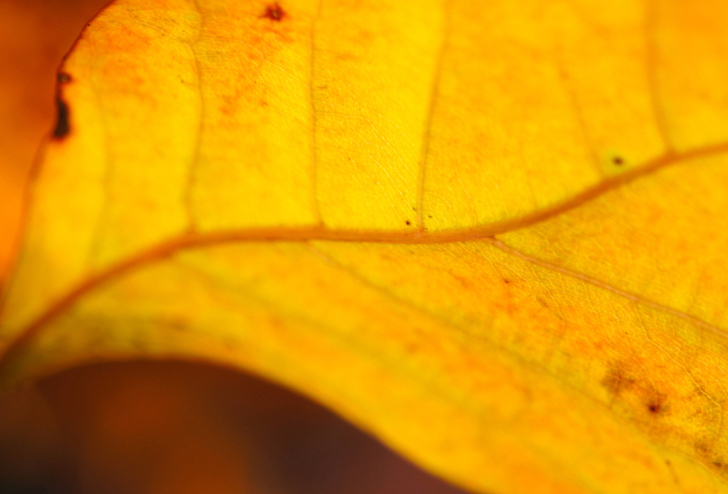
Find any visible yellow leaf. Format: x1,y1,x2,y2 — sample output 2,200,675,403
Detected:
2,0,728,492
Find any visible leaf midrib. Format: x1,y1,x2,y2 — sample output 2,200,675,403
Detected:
2,139,728,374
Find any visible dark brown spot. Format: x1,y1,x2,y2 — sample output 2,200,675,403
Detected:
53,96,70,139
646,394,666,416
262,2,286,21
58,72,71,84
503,279,510,284
405,220,411,226
612,156,624,166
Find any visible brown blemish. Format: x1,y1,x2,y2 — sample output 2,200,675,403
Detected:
643,389,668,417
694,440,711,457
405,220,411,226
503,278,510,284
601,365,635,397
612,156,624,166
647,398,663,414
262,3,286,21
52,96,70,139
53,72,72,140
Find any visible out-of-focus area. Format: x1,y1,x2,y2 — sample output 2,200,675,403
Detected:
0,361,470,494
0,1,471,493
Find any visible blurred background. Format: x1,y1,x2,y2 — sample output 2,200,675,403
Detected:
0,361,470,494
0,1,471,493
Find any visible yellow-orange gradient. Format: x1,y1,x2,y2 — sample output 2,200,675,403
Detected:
4,1,728,493
0,0,111,282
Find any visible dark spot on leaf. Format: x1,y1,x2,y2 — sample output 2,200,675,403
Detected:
53,96,70,139
58,72,71,85
601,365,635,396
646,394,666,416
695,441,711,456
262,2,286,21
406,220,411,226
428,215,433,218
503,279,510,284
612,156,624,166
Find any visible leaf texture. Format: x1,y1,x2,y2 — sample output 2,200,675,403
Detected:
3,0,728,492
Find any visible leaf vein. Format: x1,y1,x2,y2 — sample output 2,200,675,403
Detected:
416,0,453,229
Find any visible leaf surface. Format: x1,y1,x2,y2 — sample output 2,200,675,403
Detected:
3,0,728,492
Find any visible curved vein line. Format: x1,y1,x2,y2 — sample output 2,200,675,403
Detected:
2,139,728,371
416,0,452,229
644,0,675,153
487,237,728,340
184,0,205,232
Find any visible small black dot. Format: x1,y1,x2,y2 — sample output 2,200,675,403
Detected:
405,220,411,226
